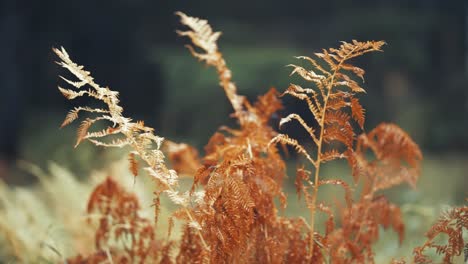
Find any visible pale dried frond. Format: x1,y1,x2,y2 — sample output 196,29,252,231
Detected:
54,46,209,251
165,190,189,207
176,12,247,123
280,113,319,145
54,46,168,182
269,134,316,167
175,11,221,63
288,64,326,85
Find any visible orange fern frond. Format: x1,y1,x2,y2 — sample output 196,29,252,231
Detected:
269,134,316,166
350,98,365,129
164,141,201,176
270,40,385,259
321,149,346,163
76,119,93,147
251,87,283,124
318,179,352,207
83,177,159,262
356,123,423,191
317,202,335,236
414,205,467,263
53,12,439,264
128,152,139,177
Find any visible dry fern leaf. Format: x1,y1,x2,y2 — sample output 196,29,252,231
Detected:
270,40,385,259
356,123,423,191
164,140,202,176
269,134,316,166
128,152,139,177
176,11,221,61
324,109,351,127
84,177,158,262
55,46,166,183
323,123,354,148
318,179,352,207
252,87,283,124
76,119,93,147
328,195,405,263
321,149,346,163
280,113,319,145
317,202,335,236
414,205,468,263
176,12,246,121
350,97,365,129
54,46,209,250
272,40,385,161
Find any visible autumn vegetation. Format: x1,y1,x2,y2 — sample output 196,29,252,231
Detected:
8,12,465,263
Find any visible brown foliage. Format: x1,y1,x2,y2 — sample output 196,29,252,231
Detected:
164,141,202,176
67,177,169,263
270,36,391,260
54,11,466,264
413,205,468,263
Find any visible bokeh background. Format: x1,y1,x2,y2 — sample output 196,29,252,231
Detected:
0,0,467,261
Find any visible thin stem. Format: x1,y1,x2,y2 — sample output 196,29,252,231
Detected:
307,84,330,259
308,46,359,259
215,55,245,124
134,143,210,252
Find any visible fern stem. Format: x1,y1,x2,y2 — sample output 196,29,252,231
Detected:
215,56,245,124
161,181,210,251
134,145,210,252
308,87,328,260
308,46,359,259
183,205,209,250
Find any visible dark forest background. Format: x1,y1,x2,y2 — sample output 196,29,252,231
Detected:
0,0,467,183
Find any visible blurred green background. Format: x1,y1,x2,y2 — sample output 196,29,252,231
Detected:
0,0,467,262
1,0,466,206
0,0,466,200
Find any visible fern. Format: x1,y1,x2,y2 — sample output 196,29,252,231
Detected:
176,11,245,122
53,47,210,253
413,205,468,263
270,39,385,259
49,11,468,264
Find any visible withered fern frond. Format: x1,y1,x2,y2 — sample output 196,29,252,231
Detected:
176,13,306,263
413,205,468,263
53,47,209,251
176,12,246,122
50,11,447,264
353,123,423,191
270,40,385,259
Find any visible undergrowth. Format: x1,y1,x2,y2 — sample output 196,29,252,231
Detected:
2,12,467,264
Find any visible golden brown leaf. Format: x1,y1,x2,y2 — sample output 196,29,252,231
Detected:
128,152,138,177
351,97,365,129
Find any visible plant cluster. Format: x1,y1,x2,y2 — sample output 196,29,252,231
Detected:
54,12,466,264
